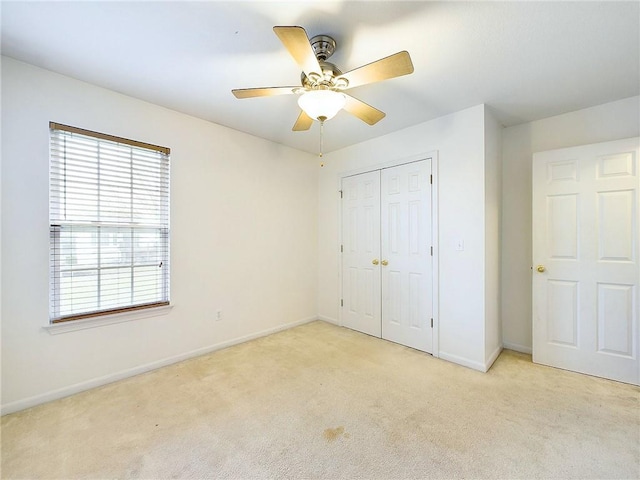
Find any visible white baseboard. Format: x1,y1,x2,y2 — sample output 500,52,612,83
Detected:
438,351,487,372
485,344,503,371
503,342,532,354
1,316,318,416
317,315,339,325
439,345,503,373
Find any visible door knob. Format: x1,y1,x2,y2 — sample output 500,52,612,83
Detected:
536,265,546,273
381,260,389,266
372,259,379,265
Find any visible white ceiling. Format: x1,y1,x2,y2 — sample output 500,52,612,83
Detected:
2,1,639,154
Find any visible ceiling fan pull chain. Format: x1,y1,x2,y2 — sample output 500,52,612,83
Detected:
319,119,324,159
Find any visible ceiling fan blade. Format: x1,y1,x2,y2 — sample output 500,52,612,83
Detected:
273,26,322,79
343,94,386,125
338,51,414,89
232,86,298,99
292,110,314,131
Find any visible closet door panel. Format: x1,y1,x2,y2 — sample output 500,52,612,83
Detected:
341,171,382,337
381,160,433,353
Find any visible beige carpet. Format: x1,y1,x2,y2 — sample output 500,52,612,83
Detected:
1,321,639,479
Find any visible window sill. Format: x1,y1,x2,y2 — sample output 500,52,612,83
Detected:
43,304,173,335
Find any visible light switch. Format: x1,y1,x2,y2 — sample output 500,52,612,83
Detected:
456,239,464,251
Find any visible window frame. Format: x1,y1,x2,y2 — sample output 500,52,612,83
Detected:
49,122,171,324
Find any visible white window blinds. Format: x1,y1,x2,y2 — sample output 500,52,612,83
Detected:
49,122,170,323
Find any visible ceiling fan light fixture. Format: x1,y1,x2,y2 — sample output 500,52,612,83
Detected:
297,90,346,121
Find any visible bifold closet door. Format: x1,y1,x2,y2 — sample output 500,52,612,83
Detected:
341,170,382,337
381,160,433,353
341,160,433,353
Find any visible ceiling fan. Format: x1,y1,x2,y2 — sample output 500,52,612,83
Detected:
232,26,414,131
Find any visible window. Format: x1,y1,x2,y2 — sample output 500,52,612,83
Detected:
49,122,170,323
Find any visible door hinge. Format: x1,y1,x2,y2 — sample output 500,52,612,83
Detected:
430,246,433,256
339,190,343,198
341,244,343,253
430,174,433,184
430,318,433,328
341,299,344,307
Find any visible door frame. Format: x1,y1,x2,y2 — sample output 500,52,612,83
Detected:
337,151,440,357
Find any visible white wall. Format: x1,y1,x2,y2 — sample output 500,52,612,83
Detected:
318,104,499,371
1,57,319,413
501,96,640,353
484,108,502,365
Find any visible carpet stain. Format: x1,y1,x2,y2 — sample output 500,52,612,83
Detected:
323,426,347,442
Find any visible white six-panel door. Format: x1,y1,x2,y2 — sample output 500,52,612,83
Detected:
532,137,639,385
381,161,433,352
341,160,433,353
341,170,382,337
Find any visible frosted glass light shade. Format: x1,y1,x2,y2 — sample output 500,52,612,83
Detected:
298,90,346,121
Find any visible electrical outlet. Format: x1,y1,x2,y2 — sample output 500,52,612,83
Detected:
216,310,223,321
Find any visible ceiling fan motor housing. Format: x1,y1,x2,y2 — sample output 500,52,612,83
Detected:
301,35,347,90
301,61,346,90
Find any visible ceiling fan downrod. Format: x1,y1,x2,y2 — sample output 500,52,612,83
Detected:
310,35,336,61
